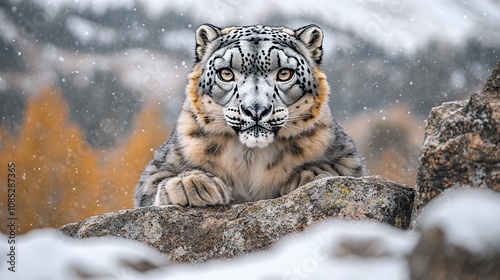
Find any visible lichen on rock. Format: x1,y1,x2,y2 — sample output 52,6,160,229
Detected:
59,176,414,262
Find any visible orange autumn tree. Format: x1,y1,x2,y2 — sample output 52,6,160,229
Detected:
100,102,170,211
0,87,100,233
0,87,170,234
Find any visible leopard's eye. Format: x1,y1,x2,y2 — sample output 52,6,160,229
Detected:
277,68,294,82
217,68,235,82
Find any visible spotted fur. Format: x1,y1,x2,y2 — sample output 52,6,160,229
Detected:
134,24,368,207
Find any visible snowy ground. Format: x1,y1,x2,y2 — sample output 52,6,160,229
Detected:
1,188,499,280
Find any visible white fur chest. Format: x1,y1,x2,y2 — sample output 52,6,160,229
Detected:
218,139,285,201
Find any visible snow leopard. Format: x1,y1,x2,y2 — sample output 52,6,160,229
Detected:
134,24,368,207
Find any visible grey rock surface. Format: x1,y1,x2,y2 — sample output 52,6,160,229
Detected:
60,176,414,262
413,60,500,218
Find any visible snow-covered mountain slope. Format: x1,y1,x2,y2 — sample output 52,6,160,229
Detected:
27,0,500,55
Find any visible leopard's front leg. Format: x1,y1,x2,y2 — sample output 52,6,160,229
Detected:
154,170,231,207
280,163,338,196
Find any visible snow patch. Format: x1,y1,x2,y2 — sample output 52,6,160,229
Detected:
420,188,500,253
161,29,194,52
0,9,18,42
66,15,118,45
0,228,167,280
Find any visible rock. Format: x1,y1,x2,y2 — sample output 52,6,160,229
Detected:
31,188,498,280
59,176,414,262
413,60,500,219
408,189,500,280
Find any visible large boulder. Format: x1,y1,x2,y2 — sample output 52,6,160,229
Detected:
10,188,499,280
413,60,500,219
59,176,414,262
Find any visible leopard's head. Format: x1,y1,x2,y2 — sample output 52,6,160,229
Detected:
186,24,329,148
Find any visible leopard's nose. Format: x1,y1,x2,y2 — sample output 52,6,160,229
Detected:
240,104,272,121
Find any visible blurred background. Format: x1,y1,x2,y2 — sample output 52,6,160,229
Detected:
1,0,499,234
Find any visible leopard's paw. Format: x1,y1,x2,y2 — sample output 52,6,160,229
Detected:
154,170,231,206
280,164,336,196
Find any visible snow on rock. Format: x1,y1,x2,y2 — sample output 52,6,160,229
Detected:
419,188,500,253
409,188,500,280
0,228,168,280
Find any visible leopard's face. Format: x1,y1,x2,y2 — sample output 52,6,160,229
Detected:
188,24,327,148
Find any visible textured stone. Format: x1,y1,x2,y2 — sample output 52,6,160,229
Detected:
413,60,500,218
60,176,414,262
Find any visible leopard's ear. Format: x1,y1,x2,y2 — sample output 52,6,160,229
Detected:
195,24,222,62
295,24,323,64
